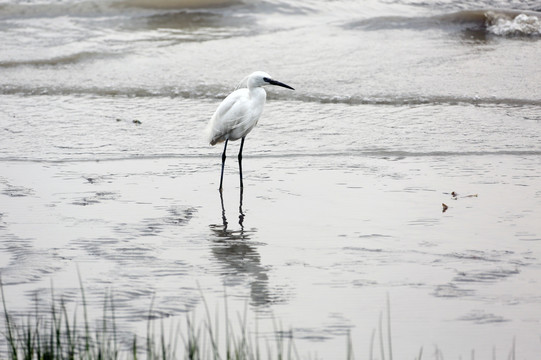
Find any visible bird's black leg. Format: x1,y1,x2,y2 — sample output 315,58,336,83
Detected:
238,184,245,229
219,189,228,230
219,139,228,192
238,137,245,189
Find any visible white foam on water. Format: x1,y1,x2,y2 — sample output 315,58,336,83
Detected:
119,0,236,8
486,12,541,36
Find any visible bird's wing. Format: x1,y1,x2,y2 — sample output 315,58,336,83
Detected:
214,89,247,122
207,89,255,144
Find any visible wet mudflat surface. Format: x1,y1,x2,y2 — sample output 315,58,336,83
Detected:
1,152,540,358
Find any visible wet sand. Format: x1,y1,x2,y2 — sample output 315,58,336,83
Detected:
1,152,541,358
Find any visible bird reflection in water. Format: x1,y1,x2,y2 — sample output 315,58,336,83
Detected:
220,187,245,233
209,188,271,306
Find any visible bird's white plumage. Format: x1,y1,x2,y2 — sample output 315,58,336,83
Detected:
206,71,294,190
206,71,293,146
206,85,266,145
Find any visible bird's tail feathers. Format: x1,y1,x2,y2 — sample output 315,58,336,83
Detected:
204,121,217,145
205,121,228,146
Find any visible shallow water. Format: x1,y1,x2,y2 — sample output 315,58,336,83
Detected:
1,0,541,358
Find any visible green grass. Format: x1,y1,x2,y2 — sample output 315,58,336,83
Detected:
1,279,313,360
1,279,122,360
0,279,516,360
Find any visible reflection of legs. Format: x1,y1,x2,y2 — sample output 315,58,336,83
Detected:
219,189,228,230
218,185,243,231
219,139,228,192
238,186,244,229
238,137,245,189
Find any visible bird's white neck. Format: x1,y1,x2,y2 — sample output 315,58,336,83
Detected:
249,86,267,102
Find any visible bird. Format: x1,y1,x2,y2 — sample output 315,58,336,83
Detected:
206,71,294,191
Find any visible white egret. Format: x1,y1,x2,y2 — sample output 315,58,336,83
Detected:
206,71,294,191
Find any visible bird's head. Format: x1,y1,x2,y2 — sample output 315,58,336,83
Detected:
247,71,295,90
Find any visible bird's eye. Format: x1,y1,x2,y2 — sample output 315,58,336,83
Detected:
263,77,271,83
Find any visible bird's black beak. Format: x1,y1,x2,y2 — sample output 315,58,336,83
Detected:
264,77,295,90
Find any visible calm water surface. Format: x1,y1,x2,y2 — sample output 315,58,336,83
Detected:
1,0,541,358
